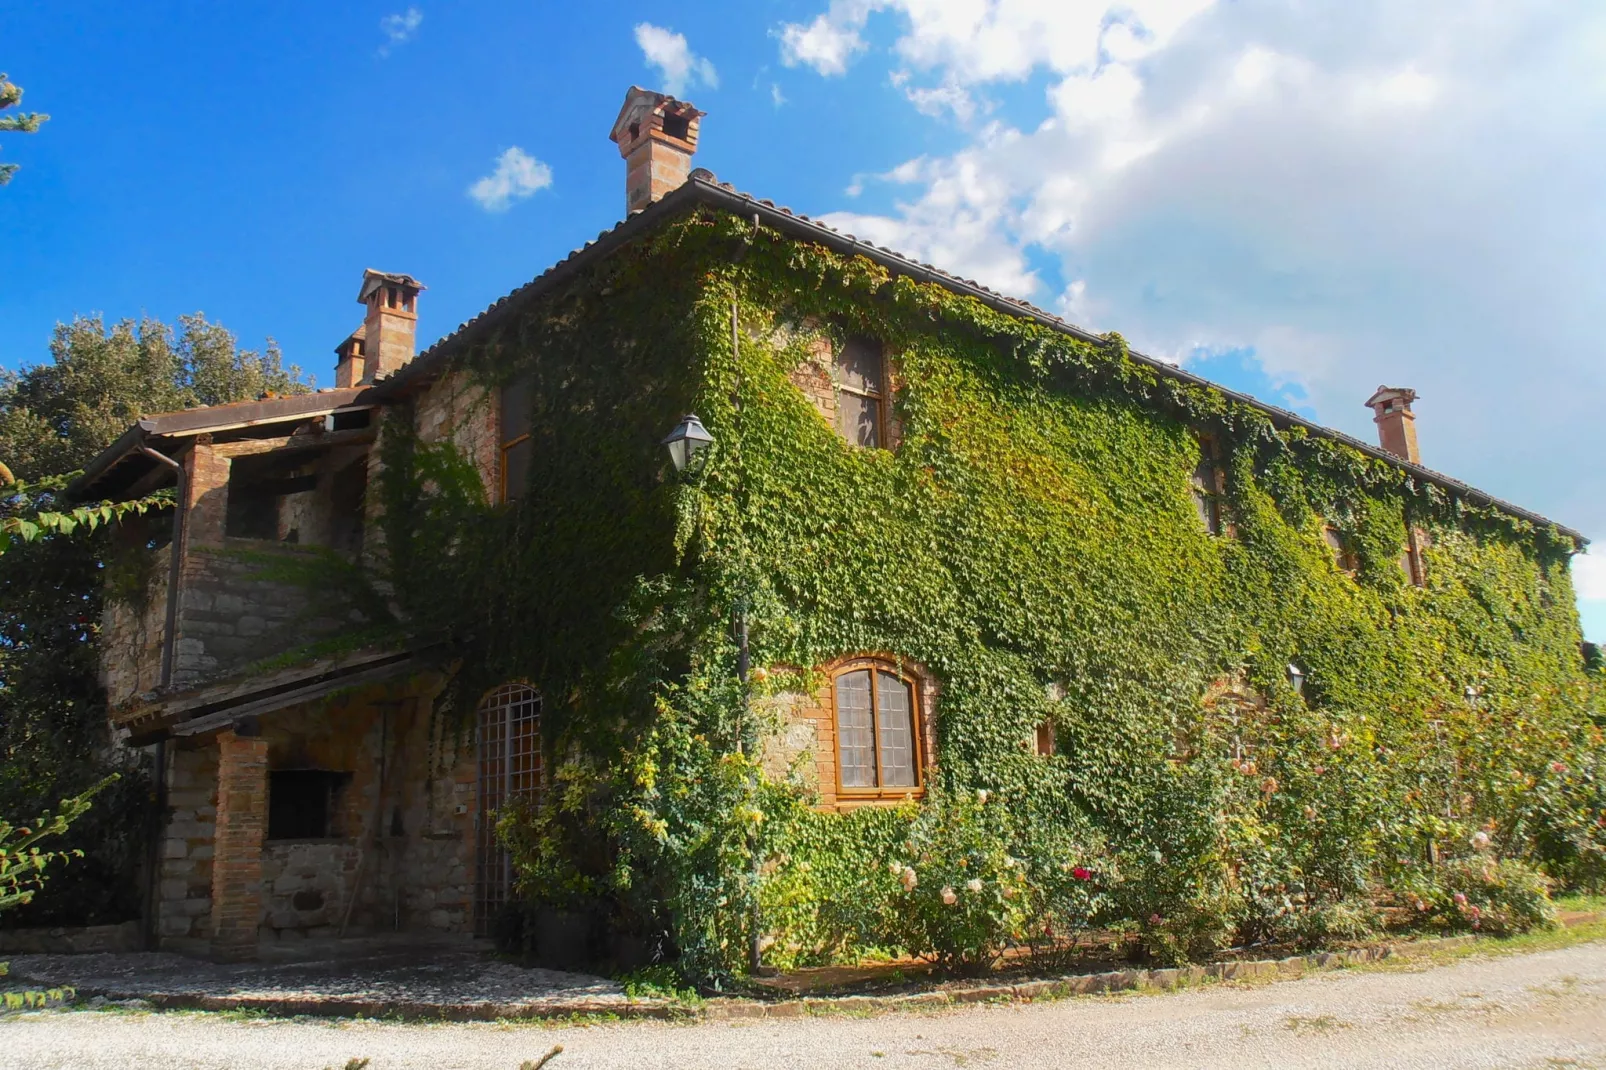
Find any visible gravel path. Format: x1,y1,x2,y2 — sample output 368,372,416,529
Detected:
4,940,1605,1070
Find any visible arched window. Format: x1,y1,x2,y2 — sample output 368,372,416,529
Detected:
832,659,922,796
474,683,541,937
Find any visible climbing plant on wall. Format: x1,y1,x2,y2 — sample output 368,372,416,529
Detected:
372,207,1604,982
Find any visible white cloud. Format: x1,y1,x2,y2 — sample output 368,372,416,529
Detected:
635,23,718,98
467,147,552,212
780,0,1606,561
778,1,874,76
378,7,422,55
1577,554,1606,602
772,83,788,108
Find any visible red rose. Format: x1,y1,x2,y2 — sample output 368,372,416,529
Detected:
1072,867,1092,881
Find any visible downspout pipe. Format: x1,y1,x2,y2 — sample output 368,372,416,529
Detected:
137,446,186,689
136,446,186,952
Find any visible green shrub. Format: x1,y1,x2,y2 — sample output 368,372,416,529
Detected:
1434,858,1556,936
879,790,1030,976
1288,900,1379,948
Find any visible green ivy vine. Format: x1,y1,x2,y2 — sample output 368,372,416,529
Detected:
367,207,1603,982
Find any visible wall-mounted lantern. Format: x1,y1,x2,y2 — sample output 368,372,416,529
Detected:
1287,663,1306,696
662,413,714,473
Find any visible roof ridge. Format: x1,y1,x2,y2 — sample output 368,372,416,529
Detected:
372,173,1582,545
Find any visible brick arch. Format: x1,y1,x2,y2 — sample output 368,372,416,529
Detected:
797,654,940,811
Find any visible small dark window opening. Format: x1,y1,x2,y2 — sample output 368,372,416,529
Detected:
1033,721,1056,757
662,113,690,141
268,770,350,840
225,459,318,541
835,336,887,449
328,408,372,432
328,459,368,554
628,121,640,141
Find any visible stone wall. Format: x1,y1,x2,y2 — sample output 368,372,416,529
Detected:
101,552,168,709
152,678,480,954
172,544,349,689
414,368,498,497
260,841,360,941
156,739,219,953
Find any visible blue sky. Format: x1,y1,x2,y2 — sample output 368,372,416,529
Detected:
3,1,1604,640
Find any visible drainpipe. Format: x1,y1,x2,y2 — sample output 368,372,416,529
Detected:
136,445,186,951
137,446,187,689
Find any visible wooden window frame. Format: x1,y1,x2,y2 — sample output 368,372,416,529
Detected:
834,337,888,450
830,657,925,801
499,377,532,503
1323,524,1360,575
1190,435,1226,536
1399,527,1427,588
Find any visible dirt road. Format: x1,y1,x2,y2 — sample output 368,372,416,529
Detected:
4,940,1604,1069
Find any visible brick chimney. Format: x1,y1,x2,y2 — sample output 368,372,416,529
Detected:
333,326,366,388
1365,386,1421,464
609,87,704,214
357,269,425,384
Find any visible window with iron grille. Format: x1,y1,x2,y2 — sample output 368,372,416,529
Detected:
833,660,922,796
474,683,542,937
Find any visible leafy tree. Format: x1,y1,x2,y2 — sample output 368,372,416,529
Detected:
0,314,306,926
0,74,48,187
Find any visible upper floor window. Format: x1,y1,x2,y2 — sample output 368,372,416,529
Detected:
834,659,922,794
835,337,886,449
1398,527,1426,587
1190,437,1224,535
1032,720,1057,757
1323,525,1359,574
500,374,533,502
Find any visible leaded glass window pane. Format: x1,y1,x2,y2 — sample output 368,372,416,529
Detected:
876,671,916,787
836,670,876,788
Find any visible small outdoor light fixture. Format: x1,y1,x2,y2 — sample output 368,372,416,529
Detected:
662,413,714,473
1286,663,1306,695
1464,684,1480,706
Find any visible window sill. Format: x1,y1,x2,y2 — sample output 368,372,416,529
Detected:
832,790,925,811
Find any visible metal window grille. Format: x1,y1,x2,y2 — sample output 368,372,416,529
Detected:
474,683,542,937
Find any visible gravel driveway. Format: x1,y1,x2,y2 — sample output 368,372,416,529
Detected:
4,941,1604,1070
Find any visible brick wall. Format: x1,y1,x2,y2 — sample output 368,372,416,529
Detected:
781,325,906,450
211,728,268,960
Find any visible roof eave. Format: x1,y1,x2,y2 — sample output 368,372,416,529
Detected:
367,175,1588,547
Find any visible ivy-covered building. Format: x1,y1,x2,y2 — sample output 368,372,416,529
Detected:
74,88,1601,968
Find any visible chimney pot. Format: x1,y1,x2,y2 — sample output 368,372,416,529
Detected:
355,269,425,384
1364,385,1421,464
333,326,366,388
609,87,705,214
